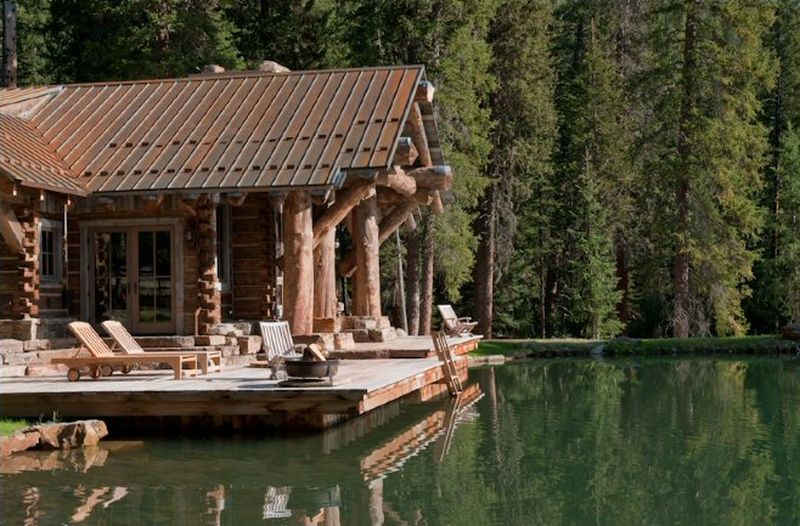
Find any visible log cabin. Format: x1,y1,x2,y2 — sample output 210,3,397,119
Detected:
0,64,451,344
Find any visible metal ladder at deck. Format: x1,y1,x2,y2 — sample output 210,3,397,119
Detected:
432,331,463,395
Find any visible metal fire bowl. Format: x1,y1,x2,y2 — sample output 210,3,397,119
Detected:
285,359,339,378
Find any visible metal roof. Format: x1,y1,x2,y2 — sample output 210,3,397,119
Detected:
0,113,88,196
0,66,426,195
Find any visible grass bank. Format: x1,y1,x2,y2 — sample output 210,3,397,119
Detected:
474,335,798,359
0,419,29,436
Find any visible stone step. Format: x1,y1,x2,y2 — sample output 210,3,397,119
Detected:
0,339,24,354
0,365,27,377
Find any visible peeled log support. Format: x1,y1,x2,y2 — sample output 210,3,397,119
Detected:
392,137,418,166
404,103,432,167
283,190,315,335
313,228,337,320
352,194,381,318
375,167,416,197
340,201,418,278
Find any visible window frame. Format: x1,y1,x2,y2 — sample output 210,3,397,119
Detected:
215,204,232,292
39,218,63,283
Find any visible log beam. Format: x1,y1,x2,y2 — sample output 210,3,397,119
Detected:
404,103,432,167
283,190,314,335
430,191,444,215
0,200,24,253
415,80,435,104
351,194,381,317
312,179,372,246
375,166,416,197
409,165,453,191
392,137,418,166
313,228,337,320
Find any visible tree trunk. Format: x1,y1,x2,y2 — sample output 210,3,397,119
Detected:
313,227,337,319
405,230,420,335
673,1,697,338
419,213,434,335
3,1,17,88
473,184,496,338
353,193,381,318
283,190,314,335
615,239,630,331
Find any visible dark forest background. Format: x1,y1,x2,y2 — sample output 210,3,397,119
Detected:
3,0,799,339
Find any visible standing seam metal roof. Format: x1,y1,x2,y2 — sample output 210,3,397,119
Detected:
0,65,426,195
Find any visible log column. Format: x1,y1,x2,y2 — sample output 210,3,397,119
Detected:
15,206,39,319
196,196,221,335
352,193,381,318
283,190,314,335
313,227,337,320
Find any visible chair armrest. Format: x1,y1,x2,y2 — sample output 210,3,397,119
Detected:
457,317,473,322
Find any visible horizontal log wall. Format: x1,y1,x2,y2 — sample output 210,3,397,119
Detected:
230,194,275,320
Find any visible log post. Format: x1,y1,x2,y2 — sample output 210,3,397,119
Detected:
352,193,381,318
339,201,417,278
196,196,221,335
15,205,39,318
313,227,337,320
283,190,314,335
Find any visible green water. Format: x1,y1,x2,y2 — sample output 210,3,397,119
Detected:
2,357,800,525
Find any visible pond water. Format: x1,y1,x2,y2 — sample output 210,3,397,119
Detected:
2,357,800,525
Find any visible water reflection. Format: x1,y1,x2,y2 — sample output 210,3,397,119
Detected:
2,358,799,525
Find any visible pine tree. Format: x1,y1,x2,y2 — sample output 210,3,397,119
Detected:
225,0,346,70
479,0,558,338
563,18,626,339
641,0,776,336
47,0,241,82
774,123,800,322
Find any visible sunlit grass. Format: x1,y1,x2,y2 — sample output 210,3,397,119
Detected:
0,419,29,436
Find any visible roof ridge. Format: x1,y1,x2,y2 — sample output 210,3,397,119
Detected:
0,64,426,92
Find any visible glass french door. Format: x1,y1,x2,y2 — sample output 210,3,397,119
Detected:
91,226,175,334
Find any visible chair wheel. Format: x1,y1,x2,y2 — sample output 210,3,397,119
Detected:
121,365,133,374
90,366,102,379
67,368,81,382
100,364,114,377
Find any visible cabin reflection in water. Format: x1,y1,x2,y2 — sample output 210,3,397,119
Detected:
3,384,483,525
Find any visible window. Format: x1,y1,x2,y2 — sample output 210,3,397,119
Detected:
216,205,231,291
40,220,63,281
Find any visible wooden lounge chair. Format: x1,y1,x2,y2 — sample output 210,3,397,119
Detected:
52,321,198,381
101,320,222,375
437,304,478,336
259,321,304,377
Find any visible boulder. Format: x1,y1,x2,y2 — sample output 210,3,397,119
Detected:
0,430,41,457
781,323,800,341
34,420,108,450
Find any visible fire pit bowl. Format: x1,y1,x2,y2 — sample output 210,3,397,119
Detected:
285,359,339,379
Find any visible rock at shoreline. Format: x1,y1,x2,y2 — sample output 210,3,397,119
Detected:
781,323,800,341
35,420,109,450
0,430,41,457
1,420,108,456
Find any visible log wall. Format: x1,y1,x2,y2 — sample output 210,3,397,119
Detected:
230,193,276,320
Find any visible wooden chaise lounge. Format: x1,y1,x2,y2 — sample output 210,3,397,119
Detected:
101,320,222,375
437,305,478,336
52,321,198,382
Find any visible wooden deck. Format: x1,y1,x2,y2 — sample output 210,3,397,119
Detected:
333,334,482,359
0,358,467,430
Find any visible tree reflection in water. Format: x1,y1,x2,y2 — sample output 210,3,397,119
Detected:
1,358,798,525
